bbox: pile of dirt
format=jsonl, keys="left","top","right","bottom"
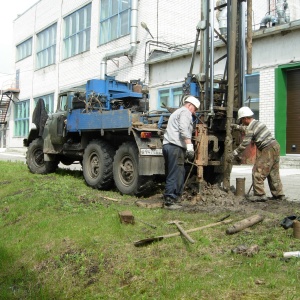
{"left": 181, "top": 176, "right": 300, "bottom": 216}
{"left": 141, "top": 175, "right": 300, "bottom": 218}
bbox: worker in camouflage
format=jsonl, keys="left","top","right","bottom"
{"left": 232, "top": 107, "right": 285, "bottom": 202}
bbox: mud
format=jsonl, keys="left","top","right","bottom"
{"left": 146, "top": 175, "right": 300, "bottom": 218}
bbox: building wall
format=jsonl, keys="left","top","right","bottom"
{"left": 5, "top": 0, "right": 300, "bottom": 149}
{"left": 253, "top": 24, "right": 300, "bottom": 136}
{"left": 8, "top": 0, "right": 201, "bottom": 148}
{"left": 12, "top": 0, "right": 202, "bottom": 87}
{"left": 259, "top": 68, "right": 275, "bottom": 135}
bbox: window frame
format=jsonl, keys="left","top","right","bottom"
{"left": 36, "top": 23, "right": 57, "bottom": 69}
{"left": 14, "top": 100, "right": 30, "bottom": 137}
{"left": 244, "top": 73, "right": 260, "bottom": 119}
{"left": 34, "top": 93, "right": 55, "bottom": 114}
{"left": 99, "top": 0, "right": 131, "bottom": 45}
{"left": 63, "top": 3, "right": 91, "bottom": 59}
{"left": 16, "top": 38, "right": 33, "bottom": 61}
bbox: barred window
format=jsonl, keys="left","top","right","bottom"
{"left": 36, "top": 24, "right": 57, "bottom": 69}
{"left": 14, "top": 100, "right": 30, "bottom": 137}
{"left": 16, "top": 38, "right": 32, "bottom": 61}
{"left": 63, "top": 4, "right": 91, "bottom": 59}
{"left": 100, "top": 0, "right": 130, "bottom": 45}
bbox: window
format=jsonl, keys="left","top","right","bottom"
{"left": 36, "top": 24, "right": 57, "bottom": 69}
{"left": 158, "top": 87, "right": 183, "bottom": 109}
{"left": 16, "top": 38, "right": 32, "bottom": 61}
{"left": 100, "top": 0, "right": 130, "bottom": 44}
{"left": 63, "top": 4, "right": 91, "bottom": 59}
{"left": 59, "top": 94, "right": 68, "bottom": 111}
{"left": 244, "top": 73, "right": 260, "bottom": 119}
{"left": 34, "top": 93, "right": 55, "bottom": 114}
{"left": 14, "top": 100, "right": 30, "bottom": 137}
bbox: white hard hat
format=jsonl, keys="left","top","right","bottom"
{"left": 184, "top": 96, "right": 200, "bottom": 109}
{"left": 237, "top": 106, "right": 254, "bottom": 120}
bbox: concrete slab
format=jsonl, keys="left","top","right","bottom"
{"left": 230, "top": 165, "right": 300, "bottom": 202}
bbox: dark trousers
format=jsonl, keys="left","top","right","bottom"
{"left": 163, "top": 143, "right": 185, "bottom": 200}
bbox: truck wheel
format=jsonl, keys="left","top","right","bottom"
{"left": 26, "top": 138, "right": 58, "bottom": 174}
{"left": 82, "top": 140, "right": 114, "bottom": 189}
{"left": 113, "top": 142, "right": 153, "bottom": 196}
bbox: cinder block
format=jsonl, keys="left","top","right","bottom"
{"left": 119, "top": 210, "right": 135, "bottom": 224}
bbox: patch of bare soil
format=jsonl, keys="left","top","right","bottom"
{"left": 144, "top": 176, "right": 300, "bottom": 218}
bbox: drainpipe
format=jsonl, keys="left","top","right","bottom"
{"left": 259, "top": 15, "right": 277, "bottom": 29}
{"left": 100, "top": 0, "right": 138, "bottom": 80}
{"left": 285, "top": 4, "right": 290, "bottom": 23}
{"left": 276, "top": 0, "right": 288, "bottom": 25}
{"left": 216, "top": 0, "right": 227, "bottom": 37}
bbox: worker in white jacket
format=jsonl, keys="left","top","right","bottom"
{"left": 162, "top": 95, "right": 200, "bottom": 209}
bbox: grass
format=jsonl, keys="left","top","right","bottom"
{"left": 0, "top": 160, "right": 300, "bottom": 299}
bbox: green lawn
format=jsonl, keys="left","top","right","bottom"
{"left": 0, "top": 161, "right": 299, "bottom": 299}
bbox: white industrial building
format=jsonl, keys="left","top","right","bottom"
{"left": 0, "top": 0, "right": 300, "bottom": 156}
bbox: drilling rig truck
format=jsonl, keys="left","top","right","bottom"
{"left": 24, "top": 0, "right": 249, "bottom": 196}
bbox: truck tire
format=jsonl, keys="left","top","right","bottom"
{"left": 113, "top": 142, "right": 153, "bottom": 196}
{"left": 26, "top": 138, "right": 58, "bottom": 174}
{"left": 82, "top": 140, "right": 114, "bottom": 189}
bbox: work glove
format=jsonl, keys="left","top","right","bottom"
{"left": 230, "top": 124, "right": 246, "bottom": 132}
{"left": 186, "top": 144, "right": 195, "bottom": 161}
{"left": 230, "top": 124, "right": 240, "bottom": 130}
{"left": 228, "top": 150, "right": 240, "bottom": 163}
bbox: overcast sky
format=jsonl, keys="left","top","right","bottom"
{"left": 0, "top": 0, "right": 39, "bottom": 75}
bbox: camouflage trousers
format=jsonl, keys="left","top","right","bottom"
{"left": 252, "top": 141, "right": 284, "bottom": 197}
